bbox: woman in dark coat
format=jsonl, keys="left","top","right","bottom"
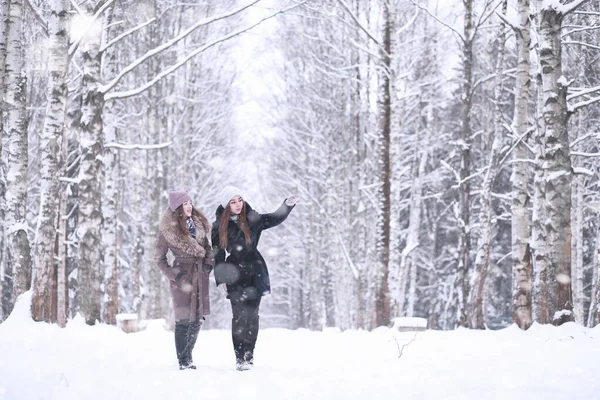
{"left": 212, "top": 186, "right": 298, "bottom": 371}
{"left": 155, "top": 189, "right": 214, "bottom": 370}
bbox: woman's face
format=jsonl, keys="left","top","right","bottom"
{"left": 228, "top": 196, "right": 244, "bottom": 215}
{"left": 182, "top": 200, "right": 193, "bottom": 217}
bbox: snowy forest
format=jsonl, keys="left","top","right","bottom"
{"left": 0, "top": 0, "right": 599, "bottom": 333}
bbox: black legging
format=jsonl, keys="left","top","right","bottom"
{"left": 230, "top": 289, "right": 261, "bottom": 363}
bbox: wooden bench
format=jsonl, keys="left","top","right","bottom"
{"left": 116, "top": 313, "right": 139, "bottom": 333}
{"left": 392, "top": 317, "right": 427, "bottom": 332}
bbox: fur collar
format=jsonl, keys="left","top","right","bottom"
{"left": 159, "top": 208, "right": 210, "bottom": 258}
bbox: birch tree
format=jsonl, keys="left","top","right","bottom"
{"left": 510, "top": 0, "right": 533, "bottom": 330}
{"left": 75, "top": 0, "right": 105, "bottom": 325}
{"left": 454, "top": 0, "right": 475, "bottom": 328}
{"left": 375, "top": 0, "right": 392, "bottom": 328}
{"left": 467, "top": 0, "right": 509, "bottom": 329}
{"left": 531, "top": 0, "right": 589, "bottom": 326}
{"left": 0, "top": 0, "right": 8, "bottom": 321}
{"left": 3, "top": 0, "right": 31, "bottom": 311}
{"left": 31, "top": 0, "right": 70, "bottom": 323}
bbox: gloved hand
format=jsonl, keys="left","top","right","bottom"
{"left": 285, "top": 195, "right": 299, "bottom": 207}
{"left": 175, "top": 270, "right": 186, "bottom": 282}
{"left": 217, "top": 283, "right": 228, "bottom": 295}
{"left": 202, "top": 264, "right": 213, "bottom": 273}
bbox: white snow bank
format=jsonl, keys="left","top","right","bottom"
{"left": 0, "top": 298, "right": 599, "bottom": 400}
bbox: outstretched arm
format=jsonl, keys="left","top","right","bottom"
{"left": 260, "top": 196, "right": 298, "bottom": 230}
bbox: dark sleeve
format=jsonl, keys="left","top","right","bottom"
{"left": 202, "top": 237, "right": 214, "bottom": 270}
{"left": 155, "top": 233, "right": 181, "bottom": 281}
{"left": 211, "top": 222, "right": 226, "bottom": 285}
{"left": 260, "top": 201, "right": 295, "bottom": 230}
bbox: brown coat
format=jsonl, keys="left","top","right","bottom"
{"left": 155, "top": 208, "right": 214, "bottom": 321}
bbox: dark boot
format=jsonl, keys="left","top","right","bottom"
{"left": 175, "top": 321, "right": 192, "bottom": 369}
{"left": 186, "top": 320, "right": 202, "bottom": 367}
{"left": 244, "top": 315, "right": 259, "bottom": 366}
{"left": 232, "top": 317, "right": 245, "bottom": 365}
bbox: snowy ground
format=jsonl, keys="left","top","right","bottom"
{"left": 1, "top": 294, "right": 599, "bottom": 400}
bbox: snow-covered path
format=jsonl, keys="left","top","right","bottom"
{"left": 1, "top": 296, "right": 599, "bottom": 400}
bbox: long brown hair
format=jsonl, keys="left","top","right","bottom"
{"left": 176, "top": 205, "right": 209, "bottom": 237}
{"left": 218, "top": 202, "right": 251, "bottom": 248}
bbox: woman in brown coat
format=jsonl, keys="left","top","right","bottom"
{"left": 155, "top": 189, "right": 214, "bottom": 370}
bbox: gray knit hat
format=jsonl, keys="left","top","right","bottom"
{"left": 218, "top": 185, "right": 244, "bottom": 208}
{"left": 168, "top": 189, "right": 192, "bottom": 211}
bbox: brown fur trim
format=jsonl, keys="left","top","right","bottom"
{"left": 158, "top": 208, "right": 209, "bottom": 258}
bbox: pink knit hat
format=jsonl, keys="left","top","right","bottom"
{"left": 168, "top": 189, "right": 192, "bottom": 211}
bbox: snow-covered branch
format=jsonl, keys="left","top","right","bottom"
{"left": 562, "top": 24, "right": 600, "bottom": 37}
{"left": 495, "top": 11, "right": 518, "bottom": 31}
{"left": 68, "top": 0, "right": 116, "bottom": 57}
{"left": 473, "top": 68, "right": 516, "bottom": 93}
{"left": 411, "top": 0, "right": 464, "bottom": 42}
{"left": 25, "top": 0, "right": 48, "bottom": 36}
{"left": 568, "top": 85, "right": 600, "bottom": 101}
{"left": 104, "top": 141, "right": 172, "bottom": 150}
{"left": 100, "top": 0, "right": 262, "bottom": 94}
{"left": 334, "top": 0, "right": 380, "bottom": 46}
{"left": 573, "top": 167, "right": 594, "bottom": 176}
{"left": 563, "top": 40, "right": 600, "bottom": 51}
{"left": 570, "top": 132, "right": 596, "bottom": 148}
{"left": 569, "top": 95, "right": 600, "bottom": 112}
{"left": 106, "top": 1, "right": 305, "bottom": 100}
{"left": 396, "top": 6, "right": 420, "bottom": 36}
{"left": 475, "top": 0, "right": 503, "bottom": 32}
{"left": 99, "top": 17, "right": 156, "bottom": 53}
{"left": 571, "top": 151, "right": 600, "bottom": 158}
{"left": 557, "top": 0, "right": 591, "bottom": 17}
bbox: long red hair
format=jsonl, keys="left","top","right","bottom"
{"left": 218, "top": 203, "right": 251, "bottom": 248}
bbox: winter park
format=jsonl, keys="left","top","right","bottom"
{"left": 1, "top": 0, "right": 600, "bottom": 399}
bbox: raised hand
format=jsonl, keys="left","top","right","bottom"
{"left": 285, "top": 195, "right": 299, "bottom": 207}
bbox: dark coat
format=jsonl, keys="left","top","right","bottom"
{"left": 211, "top": 201, "right": 295, "bottom": 299}
{"left": 155, "top": 208, "right": 214, "bottom": 321}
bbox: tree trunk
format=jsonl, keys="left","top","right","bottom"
{"left": 101, "top": 6, "right": 120, "bottom": 326}
{"left": 531, "top": 4, "right": 549, "bottom": 324}
{"left": 511, "top": 0, "right": 533, "bottom": 330}
{"left": 75, "top": 1, "right": 105, "bottom": 325}
{"left": 589, "top": 223, "right": 600, "bottom": 328}
{"left": 101, "top": 104, "right": 119, "bottom": 325}
{"left": 404, "top": 149, "right": 428, "bottom": 318}
{"left": 0, "top": 0, "right": 9, "bottom": 321}
{"left": 571, "top": 174, "right": 584, "bottom": 324}
{"left": 467, "top": 0, "right": 508, "bottom": 329}
{"left": 456, "top": 0, "right": 474, "bottom": 328}
{"left": 375, "top": 0, "right": 392, "bottom": 328}
{"left": 31, "top": 0, "right": 69, "bottom": 323}
{"left": 4, "top": 0, "right": 31, "bottom": 310}
{"left": 56, "top": 176, "right": 68, "bottom": 327}
{"left": 538, "top": 6, "right": 574, "bottom": 326}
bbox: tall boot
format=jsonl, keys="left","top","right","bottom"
{"left": 244, "top": 315, "right": 259, "bottom": 366}
{"left": 186, "top": 320, "right": 202, "bottom": 367}
{"left": 232, "top": 317, "right": 244, "bottom": 363}
{"left": 174, "top": 320, "right": 192, "bottom": 370}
